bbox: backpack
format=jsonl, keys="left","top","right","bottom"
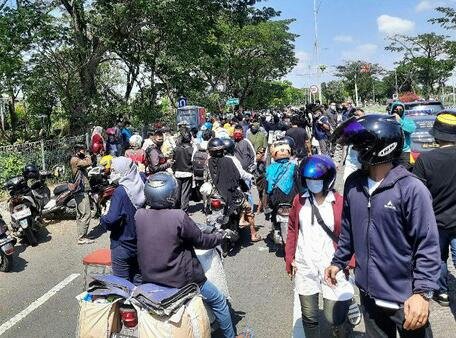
{"left": 192, "top": 150, "right": 209, "bottom": 178}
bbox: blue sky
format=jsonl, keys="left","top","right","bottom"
{"left": 262, "top": 0, "right": 456, "bottom": 87}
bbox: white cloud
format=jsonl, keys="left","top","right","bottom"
{"left": 416, "top": 0, "right": 434, "bottom": 12}
{"left": 341, "top": 43, "right": 378, "bottom": 60}
{"left": 333, "top": 35, "right": 354, "bottom": 43}
{"left": 291, "top": 51, "right": 311, "bottom": 76}
{"left": 377, "top": 15, "right": 415, "bottom": 35}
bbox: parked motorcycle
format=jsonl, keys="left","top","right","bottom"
{"left": 42, "top": 167, "right": 115, "bottom": 219}
{"left": 4, "top": 168, "right": 52, "bottom": 246}
{"left": 0, "top": 215, "right": 16, "bottom": 272}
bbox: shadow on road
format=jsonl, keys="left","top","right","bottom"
{"left": 8, "top": 243, "right": 29, "bottom": 273}
{"left": 263, "top": 234, "right": 285, "bottom": 258}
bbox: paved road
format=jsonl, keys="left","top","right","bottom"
{"left": 0, "top": 187, "right": 455, "bottom": 337}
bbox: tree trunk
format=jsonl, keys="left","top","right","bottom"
{"left": 8, "top": 87, "right": 17, "bottom": 141}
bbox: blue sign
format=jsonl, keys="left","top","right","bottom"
{"left": 178, "top": 96, "right": 187, "bottom": 108}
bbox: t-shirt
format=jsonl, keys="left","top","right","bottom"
{"left": 367, "top": 178, "right": 383, "bottom": 195}
{"left": 413, "top": 146, "right": 456, "bottom": 232}
{"left": 285, "top": 127, "right": 309, "bottom": 159}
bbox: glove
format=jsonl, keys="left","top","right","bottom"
{"left": 222, "top": 229, "right": 239, "bottom": 242}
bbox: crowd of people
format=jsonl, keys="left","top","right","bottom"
{"left": 66, "top": 102, "right": 456, "bottom": 337}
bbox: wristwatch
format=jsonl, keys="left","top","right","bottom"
{"left": 417, "top": 291, "right": 434, "bottom": 301}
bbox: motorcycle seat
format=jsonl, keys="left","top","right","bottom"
{"left": 53, "top": 184, "right": 69, "bottom": 196}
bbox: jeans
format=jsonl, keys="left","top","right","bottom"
{"left": 111, "top": 245, "right": 142, "bottom": 285}
{"left": 176, "top": 176, "right": 192, "bottom": 212}
{"left": 437, "top": 228, "right": 456, "bottom": 293}
{"left": 75, "top": 193, "right": 91, "bottom": 239}
{"left": 200, "top": 280, "right": 235, "bottom": 338}
{"left": 318, "top": 139, "right": 329, "bottom": 155}
{"left": 361, "top": 292, "right": 433, "bottom": 338}
{"left": 298, "top": 293, "right": 351, "bottom": 338}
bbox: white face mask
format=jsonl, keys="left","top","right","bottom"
{"left": 306, "top": 179, "right": 324, "bottom": 194}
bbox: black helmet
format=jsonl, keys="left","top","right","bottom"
{"left": 331, "top": 114, "right": 404, "bottom": 166}
{"left": 282, "top": 136, "right": 296, "bottom": 150}
{"left": 207, "top": 138, "right": 225, "bottom": 158}
{"left": 222, "top": 138, "right": 235, "bottom": 155}
{"left": 144, "top": 172, "right": 178, "bottom": 209}
{"left": 430, "top": 110, "right": 456, "bottom": 142}
{"left": 23, "top": 164, "right": 40, "bottom": 180}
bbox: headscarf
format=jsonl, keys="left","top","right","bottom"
{"left": 111, "top": 157, "right": 145, "bottom": 209}
{"left": 91, "top": 126, "right": 103, "bottom": 138}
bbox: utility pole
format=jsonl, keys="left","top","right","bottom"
{"left": 395, "top": 69, "right": 399, "bottom": 98}
{"left": 453, "top": 77, "right": 455, "bottom": 106}
{"left": 313, "top": 0, "right": 322, "bottom": 103}
{"left": 354, "top": 73, "right": 359, "bottom": 107}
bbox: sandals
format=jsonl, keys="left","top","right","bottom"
{"left": 251, "top": 233, "right": 262, "bottom": 242}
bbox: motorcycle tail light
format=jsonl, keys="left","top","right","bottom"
{"left": 2, "top": 243, "right": 14, "bottom": 255}
{"left": 277, "top": 206, "right": 290, "bottom": 216}
{"left": 210, "top": 199, "right": 223, "bottom": 210}
{"left": 119, "top": 306, "right": 138, "bottom": 328}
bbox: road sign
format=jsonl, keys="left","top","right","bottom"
{"left": 226, "top": 98, "right": 240, "bottom": 106}
{"left": 310, "top": 85, "right": 319, "bottom": 94}
{"left": 177, "top": 96, "right": 187, "bottom": 108}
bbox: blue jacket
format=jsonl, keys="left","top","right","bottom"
{"left": 101, "top": 186, "right": 138, "bottom": 253}
{"left": 332, "top": 165, "right": 440, "bottom": 304}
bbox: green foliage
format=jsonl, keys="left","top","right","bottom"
{"left": 0, "top": 153, "right": 25, "bottom": 187}
{"left": 321, "top": 81, "right": 347, "bottom": 103}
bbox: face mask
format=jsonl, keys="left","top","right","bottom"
{"left": 251, "top": 127, "right": 259, "bottom": 134}
{"left": 306, "top": 179, "right": 324, "bottom": 194}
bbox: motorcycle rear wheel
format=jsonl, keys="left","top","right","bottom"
{"left": 24, "top": 228, "right": 38, "bottom": 247}
{"left": 0, "top": 251, "right": 13, "bottom": 272}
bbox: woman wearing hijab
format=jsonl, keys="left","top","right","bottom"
{"left": 101, "top": 157, "right": 145, "bottom": 284}
{"left": 90, "top": 126, "right": 105, "bottom": 155}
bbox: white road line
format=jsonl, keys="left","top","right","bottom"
{"left": 0, "top": 273, "right": 80, "bottom": 336}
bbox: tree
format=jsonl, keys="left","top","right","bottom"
{"left": 321, "top": 80, "right": 346, "bottom": 103}
{"left": 386, "top": 33, "right": 455, "bottom": 98}
{"left": 335, "top": 60, "right": 383, "bottom": 104}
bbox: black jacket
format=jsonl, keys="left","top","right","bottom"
{"left": 135, "top": 209, "right": 223, "bottom": 288}
{"left": 173, "top": 143, "right": 193, "bottom": 173}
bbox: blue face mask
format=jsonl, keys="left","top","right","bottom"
{"left": 306, "top": 179, "right": 324, "bottom": 194}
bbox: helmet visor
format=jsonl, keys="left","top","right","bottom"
{"left": 331, "top": 116, "right": 376, "bottom": 148}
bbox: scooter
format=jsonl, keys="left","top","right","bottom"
{"left": 4, "top": 174, "right": 49, "bottom": 246}
{"left": 206, "top": 192, "right": 240, "bottom": 257}
{"left": 271, "top": 202, "right": 292, "bottom": 246}
{"left": 0, "top": 215, "right": 17, "bottom": 272}
{"left": 42, "top": 167, "right": 115, "bottom": 219}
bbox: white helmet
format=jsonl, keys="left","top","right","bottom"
{"left": 129, "top": 134, "right": 143, "bottom": 149}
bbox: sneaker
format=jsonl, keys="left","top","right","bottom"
{"left": 347, "top": 301, "right": 362, "bottom": 326}
{"left": 433, "top": 293, "right": 450, "bottom": 307}
{"left": 78, "top": 238, "right": 95, "bottom": 245}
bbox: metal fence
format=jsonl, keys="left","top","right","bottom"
{"left": 0, "top": 134, "right": 87, "bottom": 178}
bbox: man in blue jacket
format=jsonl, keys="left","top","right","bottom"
{"left": 325, "top": 115, "right": 440, "bottom": 337}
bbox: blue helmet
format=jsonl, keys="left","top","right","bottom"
{"left": 300, "top": 155, "right": 336, "bottom": 193}
{"left": 144, "top": 172, "right": 178, "bottom": 209}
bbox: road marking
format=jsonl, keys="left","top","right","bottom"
{"left": 0, "top": 273, "right": 80, "bottom": 336}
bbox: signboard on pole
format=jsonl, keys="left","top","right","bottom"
{"left": 177, "top": 96, "right": 187, "bottom": 108}
{"left": 226, "top": 98, "right": 240, "bottom": 106}
{"left": 310, "top": 85, "right": 319, "bottom": 95}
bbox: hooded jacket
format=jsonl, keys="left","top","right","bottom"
{"left": 331, "top": 165, "right": 440, "bottom": 304}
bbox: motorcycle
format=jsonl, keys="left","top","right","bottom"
{"left": 42, "top": 167, "right": 115, "bottom": 219}
{"left": 206, "top": 192, "right": 241, "bottom": 257}
{"left": 4, "top": 171, "right": 52, "bottom": 246}
{"left": 0, "top": 215, "right": 17, "bottom": 272}
{"left": 270, "top": 202, "right": 292, "bottom": 246}
{"left": 110, "top": 223, "right": 233, "bottom": 338}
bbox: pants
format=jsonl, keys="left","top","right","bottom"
{"left": 75, "top": 193, "right": 91, "bottom": 239}
{"left": 299, "top": 293, "right": 351, "bottom": 338}
{"left": 318, "top": 139, "right": 329, "bottom": 155}
{"left": 437, "top": 228, "right": 456, "bottom": 293}
{"left": 200, "top": 280, "right": 235, "bottom": 338}
{"left": 111, "top": 245, "right": 142, "bottom": 285}
{"left": 176, "top": 176, "right": 192, "bottom": 212}
{"left": 361, "top": 292, "right": 432, "bottom": 338}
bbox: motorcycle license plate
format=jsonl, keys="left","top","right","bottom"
{"left": 19, "top": 219, "right": 29, "bottom": 229}
{"left": 276, "top": 215, "right": 289, "bottom": 223}
{"left": 1, "top": 242, "right": 14, "bottom": 255}
{"left": 12, "top": 208, "right": 32, "bottom": 220}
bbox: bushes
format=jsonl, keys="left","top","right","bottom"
{"left": 0, "top": 153, "right": 26, "bottom": 188}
